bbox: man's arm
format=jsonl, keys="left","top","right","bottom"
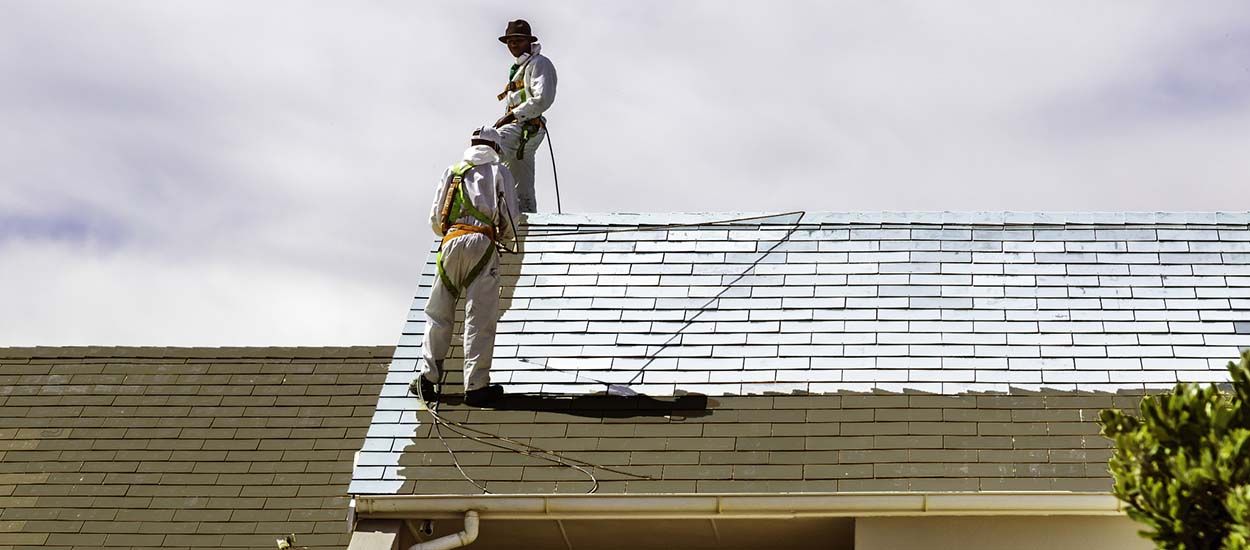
{"left": 428, "top": 168, "right": 452, "bottom": 237}
{"left": 510, "top": 56, "right": 557, "bottom": 122}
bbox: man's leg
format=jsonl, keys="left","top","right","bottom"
{"left": 420, "top": 275, "right": 457, "bottom": 385}
{"left": 498, "top": 122, "right": 540, "bottom": 212}
{"left": 519, "top": 128, "right": 545, "bottom": 211}
{"left": 462, "top": 253, "right": 501, "bottom": 392}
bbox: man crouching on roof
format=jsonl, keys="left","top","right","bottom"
{"left": 411, "top": 126, "right": 520, "bottom": 407}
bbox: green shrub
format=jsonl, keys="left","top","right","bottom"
{"left": 1100, "top": 350, "right": 1250, "bottom": 550}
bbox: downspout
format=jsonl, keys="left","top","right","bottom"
{"left": 409, "top": 510, "right": 479, "bottom": 550}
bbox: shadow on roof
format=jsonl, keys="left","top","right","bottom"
{"left": 437, "top": 392, "right": 712, "bottom": 419}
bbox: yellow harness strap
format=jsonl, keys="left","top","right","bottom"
{"left": 496, "top": 80, "right": 525, "bottom": 101}
{"left": 437, "top": 223, "right": 498, "bottom": 298}
{"left": 442, "top": 223, "right": 495, "bottom": 246}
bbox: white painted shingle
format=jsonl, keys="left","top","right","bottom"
{"left": 386, "top": 212, "right": 1250, "bottom": 425}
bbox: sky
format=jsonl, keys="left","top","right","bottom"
{"left": 2, "top": 1, "right": 1249, "bottom": 346}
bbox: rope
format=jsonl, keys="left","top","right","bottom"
{"left": 516, "top": 214, "right": 1242, "bottom": 241}
{"left": 545, "top": 123, "right": 562, "bottom": 214}
{"left": 518, "top": 210, "right": 807, "bottom": 238}
{"left": 414, "top": 371, "right": 657, "bottom": 495}
{"left": 419, "top": 371, "right": 490, "bottom": 494}
{"left": 623, "top": 211, "right": 807, "bottom": 385}
{"left": 412, "top": 209, "right": 808, "bottom": 493}
{"left": 495, "top": 189, "right": 521, "bottom": 255}
{"left": 502, "top": 211, "right": 809, "bottom": 390}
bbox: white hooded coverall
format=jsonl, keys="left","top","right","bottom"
{"left": 422, "top": 144, "right": 520, "bottom": 391}
{"left": 498, "top": 43, "right": 557, "bottom": 213}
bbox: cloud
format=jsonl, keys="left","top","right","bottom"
{"left": 1037, "top": 27, "right": 1250, "bottom": 138}
{"left": 1, "top": 0, "right": 1248, "bottom": 344}
{"left": 0, "top": 238, "right": 404, "bottom": 345}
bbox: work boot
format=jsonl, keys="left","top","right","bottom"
{"left": 409, "top": 375, "right": 440, "bottom": 403}
{"left": 464, "top": 384, "right": 505, "bottom": 407}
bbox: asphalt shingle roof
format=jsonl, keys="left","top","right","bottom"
{"left": 0, "top": 346, "right": 391, "bottom": 550}
{"left": 397, "top": 211, "right": 1250, "bottom": 395}
{"left": 357, "top": 212, "right": 1250, "bottom": 496}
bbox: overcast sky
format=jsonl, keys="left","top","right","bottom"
{"left": 2, "top": 1, "right": 1249, "bottom": 346}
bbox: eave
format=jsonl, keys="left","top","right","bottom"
{"left": 353, "top": 491, "right": 1126, "bottom": 520}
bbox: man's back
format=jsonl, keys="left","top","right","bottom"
{"left": 429, "top": 143, "right": 519, "bottom": 242}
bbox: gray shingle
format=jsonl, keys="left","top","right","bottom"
{"left": 1, "top": 347, "right": 394, "bottom": 545}
{"left": 755, "top": 263, "right": 820, "bottom": 275}
{"left": 1158, "top": 229, "right": 1220, "bottom": 241}
{"left": 1094, "top": 229, "right": 1157, "bottom": 241}
{"left": 880, "top": 239, "right": 941, "bottom": 252}
{"left": 818, "top": 240, "right": 879, "bottom": 252}
{"left": 1128, "top": 241, "right": 1191, "bottom": 253}
{"left": 942, "top": 263, "right": 1005, "bottom": 275}
{"left": 1220, "top": 230, "right": 1250, "bottom": 241}
{"left": 973, "top": 229, "right": 1032, "bottom": 241}
{"left": 570, "top": 263, "right": 630, "bottom": 275}
{"left": 848, "top": 251, "right": 910, "bottom": 263}
{"left": 911, "top": 228, "right": 971, "bottom": 240}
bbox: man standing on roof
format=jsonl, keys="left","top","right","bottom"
{"left": 494, "top": 19, "right": 556, "bottom": 213}
{"left": 412, "top": 126, "right": 519, "bottom": 407}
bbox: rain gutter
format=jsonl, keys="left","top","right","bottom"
{"left": 353, "top": 492, "right": 1125, "bottom": 521}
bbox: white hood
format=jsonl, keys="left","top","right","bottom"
{"left": 464, "top": 144, "right": 499, "bottom": 165}
{"left": 515, "top": 43, "right": 541, "bottom": 65}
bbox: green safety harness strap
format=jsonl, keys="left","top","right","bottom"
{"left": 515, "top": 117, "right": 543, "bottom": 161}
{"left": 436, "top": 243, "right": 495, "bottom": 299}
{"left": 444, "top": 162, "right": 495, "bottom": 227}
{"left": 501, "top": 62, "right": 545, "bottom": 161}
{"left": 436, "top": 162, "right": 499, "bottom": 297}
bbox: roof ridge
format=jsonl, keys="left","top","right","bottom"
{"left": 524, "top": 211, "right": 1250, "bottom": 226}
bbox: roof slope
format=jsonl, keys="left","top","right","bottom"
{"left": 0, "top": 346, "right": 390, "bottom": 550}
{"left": 398, "top": 211, "right": 1250, "bottom": 395}
{"left": 357, "top": 212, "right": 1250, "bottom": 496}
{"left": 355, "top": 393, "right": 1130, "bottom": 495}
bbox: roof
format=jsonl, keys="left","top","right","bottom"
{"left": 355, "top": 211, "right": 1250, "bottom": 498}
{"left": 402, "top": 211, "right": 1250, "bottom": 394}
{"left": 0, "top": 346, "right": 391, "bottom": 550}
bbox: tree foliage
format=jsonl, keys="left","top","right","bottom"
{"left": 1100, "top": 350, "right": 1250, "bottom": 550}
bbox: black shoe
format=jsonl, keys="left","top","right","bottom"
{"left": 464, "top": 384, "right": 505, "bottom": 407}
{"left": 409, "top": 376, "right": 440, "bottom": 403}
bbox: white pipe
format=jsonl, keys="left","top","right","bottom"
{"left": 409, "top": 511, "right": 478, "bottom": 550}
{"left": 361, "top": 492, "right": 1123, "bottom": 521}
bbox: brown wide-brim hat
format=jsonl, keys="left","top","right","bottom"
{"left": 498, "top": 19, "right": 537, "bottom": 43}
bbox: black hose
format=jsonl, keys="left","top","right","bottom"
{"left": 545, "top": 123, "right": 562, "bottom": 214}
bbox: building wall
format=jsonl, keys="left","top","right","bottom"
{"left": 855, "top": 516, "right": 1150, "bottom": 550}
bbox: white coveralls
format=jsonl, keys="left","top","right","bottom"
{"left": 498, "top": 43, "right": 557, "bottom": 213}
{"left": 421, "top": 144, "right": 519, "bottom": 391}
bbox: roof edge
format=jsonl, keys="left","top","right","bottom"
{"left": 353, "top": 492, "right": 1124, "bottom": 520}
{"left": 0, "top": 345, "right": 396, "bottom": 360}
{"left": 523, "top": 211, "right": 1250, "bottom": 226}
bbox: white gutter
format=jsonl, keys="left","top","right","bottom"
{"left": 356, "top": 492, "right": 1124, "bottom": 521}
{"left": 409, "top": 511, "right": 478, "bottom": 550}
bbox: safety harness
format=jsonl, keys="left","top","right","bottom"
{"left": 496, "top": 59, "right": 529, "bottom": 101}
{"left": 436, "top": 161, "right": 499, "bottom": 297}
{"left": 515, "top": 118, "right": 544, "bottom": 161}
{"left": 498, "top": 58, "right": 546, "bottom": 161}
